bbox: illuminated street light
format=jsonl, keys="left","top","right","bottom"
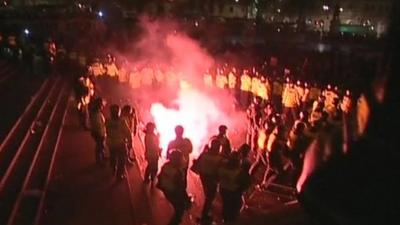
{"left": 24, "top": 29, "right": 30, "bottom": 35}
{"left": 323, "top": 5, "right": 329, "bottom": 11}
{"left": 277, "top": 8, "right": 281, "bottom": 13}
{"left": 339, "top": 7, "right": 343, "bottom": 12}
{"left": 235, "top": 0, "right": 239, "bottom": 2}
{"left": 98, "top": 11, "right": 104, "bottom": 18}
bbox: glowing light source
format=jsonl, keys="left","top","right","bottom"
{"left": 24, "top": 29, "right": 30, "bottom": 35}
{"left": 98, "top": 11, "right": 103, "bottom": 17}
{"left": 323, "top": 5, "right": 329, "bottom": 11}
{"left": 151, "top": 86, "right": 223, "bottom": 157}
{"left": 277, "top": 8, "right": 281, "bottom": 13}
{"left": 339, "top": 7, "right": 343, "bottom": 12}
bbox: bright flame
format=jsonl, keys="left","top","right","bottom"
{"left": 150, "top": 85, "right": 223, "bottom": 157}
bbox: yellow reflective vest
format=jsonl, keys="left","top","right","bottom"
{"left": 216, "top": 74, "right": 228, "bottom": 89}
{"left": 257, "top": 82, "right": 268, "bottom": 100}
{"left": 155, "top": 70, "right": 164, "bottom": 83}
{"left": 89, "top": 63, "right": 105, "bottom": 76}
{"left": 129, "top": 71, "right": 141, "bottom": 89}
{"left": 105, "top": 63, "right": 119, "bottom": 77}
{"left": 228, "top": 72, "right": 237, "bottom": 89}
{"left": 142, "top": 68, "right": 154, "bottom": 86}
{"left": 282, "top": 86, "right": 300, "bottom": 108}
{"left": 240, "top": 74, "right": 251, "bottom": 92}
{"left": 251, "top": 77, "right": 259, "bottom": 95}
{"left": 204, "top": 73, "right": 213, "bottom": 87}
{"left": 118, "top": 67, "right": 129, "bottom": 83}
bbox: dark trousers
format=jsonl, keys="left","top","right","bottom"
{"left": 220, "top": 188, "right": 243, "bottom": 222}
{"left": 109, "top": 146, "right": 126, "bottom": 177}
{"left": 200, "top": 176, "right": 218, "bottom": 218}
{"left": 164, "top": 190, "right": 186, "bottom": 225}
{"left": 91, "top": 132, "right": 105, "bottom": 163}
{"left": 144, "top": 159, "right": 158, "bottom": 181}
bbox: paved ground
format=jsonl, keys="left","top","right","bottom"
{"left": 41, "top": 81, "right": 311, "bottom": 225}
{"left": 0, "top": 60, "right": 44, "bottom": 143}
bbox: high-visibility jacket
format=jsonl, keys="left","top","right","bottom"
{"left": 219, "top": 166, "right": 241, "bottom": 191}
{"left": 158, "top": 162, "right": 183, "bottom": 192}
{"left": 105, "top": 63, "right": 119, "bottom": 77}
{"left": 141, "top": 68, "right": 154, "bottom": 86}
{"left": 240, "top": 74, "right": 251, "bottom": 92}
{"left": 89, "top": 63, "right": 105, "bottom": 76}
{"left": 216, "top": 74, "right": 228, "bottom": 89}
{"left": 90, "top": 111, "right": 106, "bottom": 137}
{"left": 228, "top": 72, "right": 237, "bottom": 89}
{"left": 204, "top": 73, "right": 213, "bottom": 87}
{"left": 341, "top": 96, "right": 352, "bottom": 113}
{"left": 324, "top": 90, "right": 338, "bottom": 108}
{"left": 309, "top": 87, "right": 321, "bottom": 100}
{"left": 118, "top": 67, "right": 129, "bottom": 83}
{"left": 166, "top": 71, "right": 177, "bottom": 86}
{"left": 105, "top": 118, "right": 132, "bottom": 149}
{"left": 257, "top": 82, "right": 268, "bottom": 100}
{"left": 129, "top": 71, "right": 141, "bottom": 89}
{"left": 272, "top": 81, "right": 283, "bottom": 96}
{"left": 251, "top": 77, "right": 260, "bottom": 95}
{"left": 198, "top": 152, "right": 223, "bottom": 177}
{"left": 154, "top": 70, "right": 164, "bottom": 83}
{"left": 282, "top": 87, "right": 300, "bottom": 108}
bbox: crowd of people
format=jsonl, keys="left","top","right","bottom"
{"left": 73, "top": 53, "right": 356, "bottom": 225}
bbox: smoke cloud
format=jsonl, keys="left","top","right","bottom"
{"left": 116, "top": 16, "right": 246, "bottom": 156}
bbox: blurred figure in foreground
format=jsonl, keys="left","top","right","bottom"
{"left": 296, "top": 6, "right": 400, "bottom": 224}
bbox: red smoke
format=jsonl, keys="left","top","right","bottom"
{"left": 123, "top": 17, "right": 246, "bottom": 156}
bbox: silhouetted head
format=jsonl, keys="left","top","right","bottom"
{"left": 110, "top": 104, "right": 120, "bottom": 120}
{"left": 218, "top": 125, "right": 228, "bottom": 135}
{"left": 175, "top": 125, "right": 184, "bottom": 138}
{"left": 145, "top": 122, "right": 156, "bottom": 134}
